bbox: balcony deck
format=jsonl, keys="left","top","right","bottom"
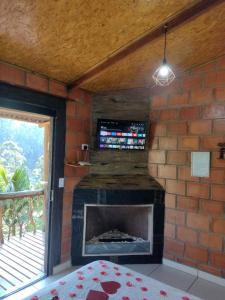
{"left": 0, "top": 230, "right": 45, "bottom": 298}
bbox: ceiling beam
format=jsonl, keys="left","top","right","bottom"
{"left": 68, "top": 0, "right": 223, "bottom": 90}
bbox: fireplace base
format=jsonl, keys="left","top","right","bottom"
{"left": 71, "top": 174, "right": 165, "bottom": 265}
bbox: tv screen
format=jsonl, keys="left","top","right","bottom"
{"left": 97, "top": 119, "right": 147, "bottom": 150}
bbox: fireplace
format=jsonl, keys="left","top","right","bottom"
{"left": 71, "top": 174, "right": 165, "bottom": 265}
{"left": 83, "top": 204, "right": 153, "bottom": 256}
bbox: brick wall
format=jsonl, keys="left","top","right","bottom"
{"left": 61, "top": 88, "right": 92, "bottom": 263}
{"left": 149, "top": 56, "right": 225, "bottom": 277}
{"left": 0, "top": 61, "right": 92, "bottom": 264}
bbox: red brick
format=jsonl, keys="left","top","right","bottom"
{"left": 189, "top": 120, "right": 212, "bottom": 135}
{"left": 68, "top": 87, "right": 85, "bottom": 101}
{"left": 200, "top": 200, "right": 224, "bottom": 216}
{"left": 150, "top": 123, "right": 167, "bottom": 136}
{"left": 158, "top": 165, "right": 177, "bottom": 179}
{"left": 167, "top": 122, "right": 187, "bottom": 135}
{"left": 177, "top": 226, "right": 198, "bottom": 243}
{"left": 187, "top": 183, "right": 209, "bottom": 199}
{"left": 192, "top": 61, "right": 216, "bottom": 75}
{"left": 215, "top": 87, "right": 225, "bottom": 101}
{"left": 176, "top": 257, "right": 197, "bottom": 268}
{"left": 167, "top": 151, "right": 187, "bottom": 165}
{"left": 61, "top": 224, "right": 72, "bottom": 240}
{"left": 177, "top": 196, "right": 199, "bottom": 211}
{"left": 199, "top": 233, "right": 223, "bottom": 251}
{"left": 66, "top": 101, "right": 77, "bottom": 117}
{"left": 201, "top": 169, "right": 225, "bottom": 184}
{"left": 178, "top": 166, "right": 199, "bottom": 182}
{"left": 182, "top": 74, "right": 202, "bottom": 91}
{"left": 211, "top": 185, "right": 225, "bottom": 201}
{"left": 168, "top": 93, "right": 189, "bottom": 106}
{"left": 151, "top": 95, "right": 167, "bottom": 108}
{"left": 156, "top": 178, "right": 166, "bottom": 188}
{"left": 149, "top": 110, "right": 160, "bottom": 121}
{"left": 150, "top": 137, "right": 158, "bottom": 150}
{"left": 198, "top": 264, "right": 221, "bottom": 277}
{"left": 61, "top": 239, "right": 71, "bottom": 257}
{"left": 217, "top": 56, "right": 225, "bottom": 69}
{"left": 179, "top": 137, "right": 199, "bottom": 150}
{"left": 201, "top": 136, "right": 224, "bottom": 150}
{"left": 49, "top": 80, "right": 67, "bottom": 97}
{"left": 211, "top": 151, "right": 225, "bottom": 168}
{"left": 165, "top": 223, "right": 176, "bottom": 238}
{"left": 26, "top": 73, "right": 48, "bottom": 92}
{"left": 0, "top": 63, "right": 25, "bottom": 85}
{"left": 164, "top": 239, "right": 184, "bottom": 256}
{"left": 202, "top": 103, "right": 225, "bottom": 119}
{"left": 159, "top": 137, "right": 177, "bottom": 150}
{"left": 77, "top": 103, "right": 91, "bottom": 120}
{"left": 190, "top": 88, "right": 213, "bottom": 104}
{"left": 64, "top": 177, "right": 81, "bottom": 193}
{"left": 67, "top": 119, "right": 83, "bottom": 131}
{"left": 165, "top": 193, "right": 176, "bottom": 208}
{"left": 212, "top": 219, "right": 225, "bottom": 234}
{"left": 213, "top": 119, "right": 225, "bottom": 134}
{"left": 205, "top": 70, "right": 225, "bottom": 87}
{"left": 210, "top": 252, "right": 225, "bottom": 269}
{"left": 180, "top": 106, "right": 200, "bottom": 120}
{"left": 148, "top": 150, "right": 166, "bottom": 163}
{"left": 166, "top": 180, "right": 186, "bottom": 195}
{"left": 65, "top": 132, "right": 77, "bottom": 147}
{"left": 185, "top": 244, "right": 208, "bottom": 263}
{"left": 160, "top": 109, "right": 178, "bottom": 121}
{"left": 166, "top": 208, "right": 185, "bottom": 225}
{"left": 148, "top": 163, "right": 158, "bottom": 177}
{"left": 187, "top": 213, "right": 210, "bottom": 231}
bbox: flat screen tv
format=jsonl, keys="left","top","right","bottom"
{"left": 97, "top": 119, "right": 147, "bottom": 150}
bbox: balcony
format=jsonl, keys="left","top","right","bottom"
{"left": 0, "top": 190, "right": 45, "bottom": 298}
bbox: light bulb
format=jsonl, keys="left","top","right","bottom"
{"left": 158, "top": 65, "right": 169, "bottom": 77}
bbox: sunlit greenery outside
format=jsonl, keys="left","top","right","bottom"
{"left": 0, "top": 118, "right": 45, "bottom": 240}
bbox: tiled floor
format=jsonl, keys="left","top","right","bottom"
{"left": 4, "top": 264, "right": 225, "bottom": 300}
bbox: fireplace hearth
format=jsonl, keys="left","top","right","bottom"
{"left": 71, "top": 174, "right": 165, "bottom": 265}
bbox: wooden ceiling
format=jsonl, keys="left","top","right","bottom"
{"left": 1, "top": 0, "right": 225, "bottom": 92}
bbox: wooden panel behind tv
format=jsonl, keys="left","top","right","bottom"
{"left": 90, "top": 88, "right": 150, "bottom": 175}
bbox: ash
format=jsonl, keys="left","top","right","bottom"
{"left": 87, "top": 229, "right": 147, "bottom": 244}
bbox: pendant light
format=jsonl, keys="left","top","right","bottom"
{"left": 152, "top": 24, "right": 175, "bottom": 86}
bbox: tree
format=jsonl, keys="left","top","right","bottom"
{"left": 0, "top": 166, "right": 30, "bottom": 239}
{"left": 0, "top": 141, "right": 27, "bottom": 176}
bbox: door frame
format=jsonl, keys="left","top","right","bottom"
{"left": 0, "top": 82, "right": 66, "bottom": 275}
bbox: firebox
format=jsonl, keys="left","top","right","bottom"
{"left": 71, "top": 174, "right": 165, "bottom": 265}
{"left": 83, "top": 204, "right": 153, "bottom": 256}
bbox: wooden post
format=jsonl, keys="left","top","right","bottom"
{"left": 0, "top": 204, "right": 4, "bottom": 244}
{"left": 39, "top": 122, "right": 50, "bottom": 232}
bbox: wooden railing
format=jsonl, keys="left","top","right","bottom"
{"left": 0, "top": 189, "right": 44, "bottom": 245}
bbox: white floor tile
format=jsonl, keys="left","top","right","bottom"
{"left": 124, "top": 264, "right": 160, "bottom": 276}
{"left": 150, "top": 265, "right": 197, "bottom": 291}
{"left": 188, "top": 278, "right": 225, "bottom": 300}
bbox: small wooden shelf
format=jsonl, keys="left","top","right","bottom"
{"left": 65, "top": 163, "right": 92, "bottom": 167}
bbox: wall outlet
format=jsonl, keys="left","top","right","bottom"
{"left": 58, "top": 178, "right": 64, "bottom": 188}
{"left": 81, "top": 144, "right": 89, "bottom": 150}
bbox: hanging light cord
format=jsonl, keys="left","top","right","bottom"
{"left": 163, "top": 24, "right": 168, "bottom": 63}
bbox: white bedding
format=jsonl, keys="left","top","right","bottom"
{"left": 24, "top": 260, "right": 201, "bottom": 300}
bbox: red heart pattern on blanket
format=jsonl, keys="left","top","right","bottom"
{"left": 101, "top": 281, "right": 121, "bottom": 294}
{"left": 86, "top": 290, "right": 109, "bottom": 300}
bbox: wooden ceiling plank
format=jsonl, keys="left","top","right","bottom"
{"left": 68, "top": 0, "right": 224, "bottom": 89}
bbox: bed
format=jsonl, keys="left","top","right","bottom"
{"left": 24, "top": 260, "right": 201, "bottom": 300}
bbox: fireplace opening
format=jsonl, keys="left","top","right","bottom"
{"left": 82, "top": 204, "right": 153, "bottom": 256}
